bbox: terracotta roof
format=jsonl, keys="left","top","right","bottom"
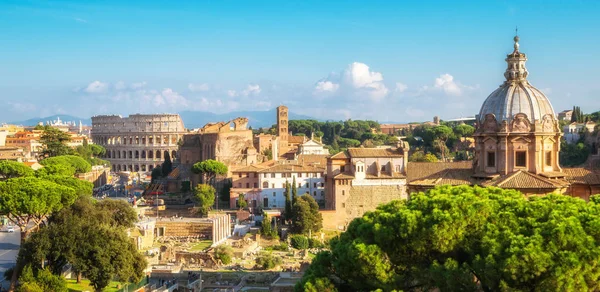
{"left": 347, "top": 148, "right": 404, "bottom": 158}
{"left": 366, "top": 173, "right": 407, "bottom": 179}
{"left": 259, "top": 163, "right": 324, "bottom": 173}
{"left": 330, "top": 151, "right": 349, "bottom": 159}
{"left": 563, "top": 168, "right": 600, "bottom": 185}
{"left": 296, "top": 154, "right": 329, "bottom": 165}
{"left": 167, "top": 167, "right": 180, "bottom": 179}
{"left": 483, "top": 171, "right": 568, "bottom": 189}
{"left": 288, "top": 136, "right": 306, "bottom": 144}
{"left": 231, "top": 164, "right": 268, "bottom": 173}
{"left": 407, "top": 161, "right": 472, "bottom": 183}
{"left": 334, "top": 172, "right": 354, "bottom": 179}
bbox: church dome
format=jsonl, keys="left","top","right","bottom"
{"left": 478, "top": 36, "right": 555, "bottom": 124}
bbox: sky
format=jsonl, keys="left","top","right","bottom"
{"left": 1, "top": 0, "right": 600, "bottom": 123}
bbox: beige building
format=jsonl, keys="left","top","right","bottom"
{"left": 408, "top": 35, "right": 600, "bottom": 199}
{"left": 563, "top": 121, "right": 596, "bottom": 144}
{"left": 323, "top": 147, "right": 408, "bottom": 230}
{"left": 91, "top": 114, "right": 187, "bottom": 172}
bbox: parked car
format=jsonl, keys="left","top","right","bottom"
{"left": 6, "top": 226, "right": 14, "bottom": 233}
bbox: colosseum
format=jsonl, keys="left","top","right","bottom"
{"left": 91, "top": 114, "right": 187, "bottom": 173}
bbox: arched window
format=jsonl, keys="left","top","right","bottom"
{"left": 135, "top": 150, "right": 139, "bottom": 159}
{"left": 141, "top": 151, "right": 146, "bottom": 159}
{"left": 148, "top": 151, "right": 153, "bottom": 159}
{"left": 156, "top": 150, "right": 161, "bottom": 159}
{"left": 262, "top": 182, "right": 268, "bottom": 188}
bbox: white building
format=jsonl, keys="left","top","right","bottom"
{"left": 563, "top": 122, "right": 596, "bottom": 144}
{"left": 297, "top": 138, "right": 330, "bottom": 155}
{"left": 230, "top": 155, "right": 328, "bottom": 210}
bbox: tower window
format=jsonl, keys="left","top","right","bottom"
{"left": 545, "top": 151, "right": 552, "bottom": 166}
{"left": 487, "top": 152, "right": 496, "bottom": 167}
{"left": 515, "top": 151, "right": 527, "bottom": 167}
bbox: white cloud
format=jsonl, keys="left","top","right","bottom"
{"left": 74, "top": 18, "right": 87, "bottom": 23}
{"left": 131, "top": 81, "right": 147, "bottom": 90}
{"left": 188, "top": 83, "right": 210, "bottom": 92}
{"left": 434, "top": 74, "right": 463, "bottom": 96}
{"left": 395, "top": 82, "right": 408, "bottom": 93}
{"left": 161, "top": 88, "right": 187, "bottom": 106}
{"left": 114, "top": 81, "right": 126, "bottom": 91}
{"left": 242, "top": 84, "right": 261, "bottom": 96}
{"left": 227, "top": 90, "right": 238, "bottom": 97}
{"left": 84, "top": 81, "right": 108, "bottom": 93}
{"left": 314, "top": 81, "right": 340, "bottom": 93}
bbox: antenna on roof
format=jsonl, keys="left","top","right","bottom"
{"left": 515, "top": 26, "right": 518, "bottom": 36}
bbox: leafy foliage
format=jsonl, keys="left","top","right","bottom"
{"left": 237, "top": 193, "right": 248, "bottom": 209}
{"left": 192, "top": 159, "right": 228, "bottom": 184}
{"left": 256, "top": 252, "right": 283, "bottom": 270}
{"left": 17, "top": 265, "right": 67, "bottom": 292}
{"left": 290, "top": 235, "right": 309, "bottom": 250}
{"left": 214, "top": 245, "right": 234, "bottom": 265}
{"left": 560, "top": 140, "right": 591, "bottom": 166}
{"left": 571, "top": 105, "right": 585, "bottom": 123}
{"left": 39, "top": 155, "right": 92, "bottom": 174}
{"left": 261, "top": 215, "right": 277, "bottom": 238}
{"left": 73, "top": 143, "right": 109, "bottom": 166}
{"left": 194, "top": 184, "right": 215, "bottom": 216}
{"left": 17, "top": 197, "right": 145, "bottom": 292}
{"left": 40, "top": 128, "right": 71, "bottom": 157}
{"left": 285, "top": 181, "right": 292, "bottom": 221}
{"left": 0, "top": 161, "right": 34, "bottom": 179}
{"left": 162, "top": 151, "right": 172, "bottom": 177}
{"left": 298, "top": 186, "right": 600, "bottom": 291}
{"left": 35, "top": 163, "right": 76, "bottom": 177}
{"left": 409, "top": 151, "right": 439, "bottom": 162}
{"left": 151, "top": 166, "right": 162, "bottom": 183}
{"left": 291, "top": 195, "right": 323, "bottom": 235}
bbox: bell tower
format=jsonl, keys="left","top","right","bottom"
{"left": 276, "top": 105, "right": 289, "bottom": 155}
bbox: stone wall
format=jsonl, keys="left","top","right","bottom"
{"left": 323, "top": 184, "right": 407, "bottom": 230}
{"left": 155, "top": 221, "right": 213, "bottom": 238}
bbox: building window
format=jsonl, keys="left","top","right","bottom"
{"left": 395, "top": 165, "right": 401, "bottom": 172}
{"left": 314, "top": 183, "right": 317, "bottom": 188}
{"left": 271, "top": 173, "right": 276, "bottom": 178}
{"left": 263, "top": 182, "right": 268, "bottom": 188}
{"left": 298, "top": 183, "right": 302, "bottom": 188}
{"left": 545, "top": 151, "right": 552, "bottom": 166}
{"left": 264, "top": 173, "right": 267, "bottom": 178}
{"left": 254, "top": 183, "right": 258, "bottom": 188}
{"left": 246, "top": 183, "right": 250, "bottom": 188}
{"left": 340, "top": 165, "right": 345, "bottom": 172}
{"left": 263, "top": 198, "right": 268, "bottom": 207}
{"left": 321, "top": 182, "right": 324, "bottom": 187}
{"left": 273, "top": 192, "right": 276, "bottom": 197}
{"left": 342, "top": 190, "right": 345, "bottom": 196}
{"left": 487, "top": 152, "right": 496, "bottom": 167}
{"left": 272, "top": 184, "right": 275, "bottom": 188}
{"left": 298, "top": 173, "right": 302, "bottom": 178}
{"left": 237, "top": 183, "right": 242, "bottom": 188}
{"left": 238, "top": 173, "right": 242, "bottom": 178}
{"left": 515, "top": 151, "right": 527, "bottom": 167}
{"left": 381, "top": 165, "right": 386, "bottom": 172}
{"left": 313, "top": 191, "right": 317, "bottom": 196}
{"left": 321, "top": 191, "right": 325, "bottom": 196}
{"left": 342, "top": 203, "right": 345, "bottom": 208}
{"left": 254, "top": 173, "right": 258, "bottom": 178}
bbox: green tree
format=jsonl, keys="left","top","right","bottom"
{"left": 261, "top": 215, "right": 276, "bottom": 238}
{"left": 285, "top": 180, "right": 293, "bottom": 222}
{"left": 0, "top": 161, "right": 34, "bottom": 179}
{"left": 0, "top": 177, "right": 78, "bottom": 290}
{"left": 161, "top": 151, "right": 172, "bottom": 177}
{"left": 39, "top": 155, "right": 92, "bottom": 174}
{"left": 214, "top": 244, "right": 234, "bottom": 265}
{"left": 17, "top": 197, "right": 144, "bottom": 291}
{"left": 453, "top": 124, "right": 475, "bottom": 139}
{"left": 237, "top": 193, "right": 248, "bottom": 209}
{"left": 17, "top": 265, "right": 67, "bottom": 292}
{"left": 409, "top": 151, "right": 439, "bottom": 162}
{"left": 560, "top": 140, "right": 591, "bottom": 166}
{"left": 151, "top": 166, "right": 162, "bottom": 183}
{"left": 194, "top": 184, "right": 215, "bottom": 216}
{"left": 43, "top": 175, "right": 93, "bottom": 197}
{"left": 39, "top": 128, "right": 72, "bottom": 157}
{"left": 262, "top": 149, "right": 273, "bottom": 160}
{"left": 291, "top": 195, "right": 322, "bottom": 235}
{"left": 299, "top": 186, "right": 600, "bottom": 291}
{"left": 35, "top": 164, "right": 75, "bottom": 177}
{"left": 290, "top": 235, "right": 309, "bottom": 249}
{"left": 191, "top": 159, "right": 228, "bottom": 185}
{"left": 256, "top": 252, "right": 283, "bottom": 270}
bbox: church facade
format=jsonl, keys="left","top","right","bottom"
{"left": 408, "top": 36, "right": 600, "bottom": 199}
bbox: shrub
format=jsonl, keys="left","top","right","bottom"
{"left": 308, "top": 238, "right": 324, "bottom": 249}
{"left": 291, "top": 235, "right": 309, "bottom": 250}
{"left": 214, "top": 245, "right": 234, "bottom": 265}
{"left": 256, "top": 253, "right": 283, "bottom": 270}
{"left": 273, "top": 242, "right": 289, "bottom": 251}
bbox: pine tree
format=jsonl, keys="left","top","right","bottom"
{"left": 284, "top": 181, "right": 292, "bottom": 221}
{"left": 161, "top": 151, "right": 172, "bottom": 177}
{"left": 292, "top": 177, "right": 298, "bottom": 207}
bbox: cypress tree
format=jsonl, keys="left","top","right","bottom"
{"left": 292, "top": 176, "right": 298, "bottom": 206}
{"left": 162, "top": 151, "right": 172, "bottom": 177}
{"left": 284, "top": 180, "right": 292, "bottom": 221}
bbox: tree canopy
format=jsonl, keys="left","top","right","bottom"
{"left": 192, "top": 159, "right": 228, "bottom": 184}
{"left": 162, "top": 151, "right": 173, "bottom": 177}
{"left": 0, "top": 161, "right": 34, "bottom": 179}
{"left": 194, "top": 184, "right": 215, "bottom": 216}
{"left": 39, "top": 155, "right": 92, "bottom": 174}
{"left": 297, "top": 186, "right": 600, "bottom": 291}
{"left": 18, "top": 197, "right": 145, "bottom": 292}
{"left": 40, "top": 128, "right": 72, "bottom": 157}
{"left": 291, "top": 195, "right": 322, "bottom": 235}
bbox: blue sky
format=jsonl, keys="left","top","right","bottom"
{"left": 1, "top": 0, "right": 599, "bottom": 123}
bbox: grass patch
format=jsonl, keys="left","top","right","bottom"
{"left": 188, "top": 240, "right": 213, "bottom": 251}
{"left": 66, "top": 279, "right": 124, "bottom": 292}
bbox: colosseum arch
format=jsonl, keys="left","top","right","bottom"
{"left": 164, "top": 150, "right": 169, "bottom": 159}
{"left": 171, "top": 150, "right": 176, "bottom": 159}
{"left": 156, "top": 150, "right": 161, "bottom": 159}
{"left": 135, "top": 150, "right": 139, "bottom": 159}
{"left": 148, "top": 150, "right": 154, "bottom": 159}
{"left": 141, "top": 150, "right": 146, "bottom": 159}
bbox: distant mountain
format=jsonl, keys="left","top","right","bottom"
{"left": 7, "top": 110, "right": 315, "bottom": 129}
{"left": 9, "top": 115, "right": 91, "bottom": 126}
{"left": 178, "top": 109, "right": 317, "bottom": 129}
